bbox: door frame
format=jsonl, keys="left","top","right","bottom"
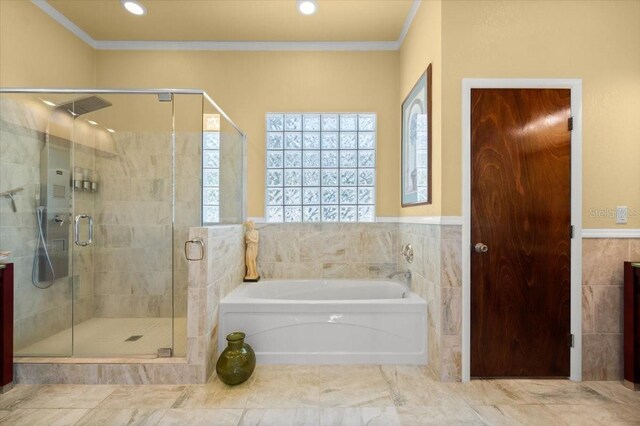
{"left": 461, "top": 79, "right": 583, "bottom": 382}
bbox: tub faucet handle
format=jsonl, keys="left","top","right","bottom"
{"left": 401, "top": 244, "right": 414, "bottom": 263}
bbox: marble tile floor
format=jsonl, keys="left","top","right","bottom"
{"left": 15, "top": 318, "right": 187, "bottom": 358}
{"left": 1, "top": 365, "right": 639, "bottom": 426}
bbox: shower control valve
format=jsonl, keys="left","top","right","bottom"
{"left": 54, "top": 214, "right": 67, "bottom": 226}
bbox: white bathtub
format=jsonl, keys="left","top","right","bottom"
{"left": 218, "top": 279, "right": 427, "bottom": 365}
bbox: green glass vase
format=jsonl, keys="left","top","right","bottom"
{"left": 216, "top": 332, "right": 256, "bottom": 385}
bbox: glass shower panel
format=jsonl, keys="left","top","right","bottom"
{"left": 173, "top": 94, "right": 204, "bottom": 357}
{"left": 203, "top": 101, "right": 244, "bottom": 225}
{"left": 219, "top": 118, "right": 245, "bottom": 224}
{"left": 1, "top": 93, "right": 75, "bottom": 357}
{"left": 71, "top": 93, "right": 174, "bottom": 357}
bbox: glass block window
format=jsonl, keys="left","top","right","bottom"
{"left": 265, "top": 113, "right": 376, "bottom": 223}
{"left": 203, "top": 113, "right": 220, "bottom": 224}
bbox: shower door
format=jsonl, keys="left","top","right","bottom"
{"left": 71, "top": 93, "right": 176, "bottom": 357}
{"left": 3, "top": 89, "right": 215, "bottom": 359}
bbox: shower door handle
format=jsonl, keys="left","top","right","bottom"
{"left": 74, "top": 214, "right": 93, "bottom": 246}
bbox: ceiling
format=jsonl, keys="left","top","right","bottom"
{"left": 45, "top": 0, "right": 416, "bottom": 42}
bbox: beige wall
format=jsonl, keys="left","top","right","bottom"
{"left": 95, "top": 50, "right": 401, "bottom": 218}
{"left": 440, "top": 0, "right": 640, "bottom": 228}
{"left": 0, "top": 0, "right": 95, "bottom": 88}
{"left": 0, "top": 2, "right": 401, "bottom": 219}
{"left": 399, "top": 0, "right": 442, "bottom": 217}
{"left": 2, "top": 0, "right": 639, "bottom": 227}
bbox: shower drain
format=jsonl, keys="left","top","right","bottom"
{"left": 124, "top": 335, "right": 143, "bottom": 342}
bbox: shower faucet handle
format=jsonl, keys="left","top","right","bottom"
{"left": 54, "top": 214, "right": 67, "bottom": 226}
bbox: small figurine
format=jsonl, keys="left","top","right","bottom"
{"left": 244, "top": 220, "right": 260, "bottom": 282}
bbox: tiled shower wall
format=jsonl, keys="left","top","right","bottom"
{"left": 0, "top": 99, "right": 93, "bottom": 351}
{"left": 582, "top": 238, "right": 640, "bottom": 380}
{"left": 92, "top": 132, "right": 174, "bottom": 318}
{"left": 92, "top": 131, "right": 200, "bottom": 319}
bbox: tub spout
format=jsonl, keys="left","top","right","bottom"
{"left": 388, "top": 270, "right": 412, "bottom": 287}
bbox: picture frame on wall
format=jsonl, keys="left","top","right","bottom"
{"left": 401, "top": 63, "right": 432, "bottom": 206}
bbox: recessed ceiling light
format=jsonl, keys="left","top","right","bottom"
{"left": 40, "top": 99, "right": 56, "bottom": 107}
{"left": 121, "top": 0, "right": 146, "bottom": 16}
{"left": 106, "top": 128, "right": 116, "bottom": 133}
{"left": 297, "top": 0, "right": 318, "bottom": 15}
{"left": 88, "top": 120, "right": 98, "bottom": 125}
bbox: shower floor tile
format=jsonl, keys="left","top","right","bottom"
{"left": 16, "top": 317, "right": 187, "bottom": 358}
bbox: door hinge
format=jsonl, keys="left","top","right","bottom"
{"left": 570, "top": 334, "right": 575, "bottom": 348}
{"left": 570, "top": 225, "right": 574, "bottom": 238}
{"left": 568, "top": 116, "right": 574, "bottom": 131}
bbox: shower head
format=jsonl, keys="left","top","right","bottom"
{"left": 56, "top": 96, "right": 112, "bottom": 117}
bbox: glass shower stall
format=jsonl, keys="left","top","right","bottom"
{"left": 0, "top": 88, "right": 244, "bottom": 358}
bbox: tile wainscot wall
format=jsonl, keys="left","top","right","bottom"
{"left": 582, "top": 238, "right": 640, "bottom": 380}
{"left": 254, "top": 221, "right": 463, "bottom": 382}
{"left": 255, "top": 223, "right": 398, "bottom": 280}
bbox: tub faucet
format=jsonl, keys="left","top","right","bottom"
{"left": 388, "top": 270, "right": 412, "bottom": 287}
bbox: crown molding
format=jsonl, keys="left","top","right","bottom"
{"left": 95, "top": 40, "right": 400, "bottom": 51}
{"left": 32, "top": 0, "right": 421, "bottom": 52}
{"left": 397, "top": 0, "right": 421, "bottom": 46}
{"left": 32, "top": 0, "right": 96, "bottom": 48}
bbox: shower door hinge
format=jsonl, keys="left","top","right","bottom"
{"left": 570, "top": 334, "right": 574, "bottom": 348}
{"left": 568, "top": 116, "right": 574, "bottom": 131}
{"left": 157, "top": 93, "right": 173, "bottom": 102}
{"left": 157, "top": 347, "right": 172, "bottom": 358}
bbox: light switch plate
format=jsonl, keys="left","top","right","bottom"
{"left": 616, "top": 206, "right": 628, "bottom": 224}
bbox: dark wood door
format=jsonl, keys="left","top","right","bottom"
{"left": 470, "top": 88, "right": 571, "bottom": 377}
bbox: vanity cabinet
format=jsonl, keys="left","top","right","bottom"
{"left": 0, "top": 263, "right": 13, "bottom": 393}
{"left": 624, "top": 262, "right": 640, "bottom": 390}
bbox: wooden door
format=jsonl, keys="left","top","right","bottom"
{"left": 470, "top": 88, "right": 571, "bottom": 377}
